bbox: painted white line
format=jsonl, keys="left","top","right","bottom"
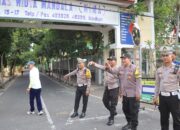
{"left": 65, "top": 113, "right": 124, "bottom": 126}
{"left": 65, "top": 109, "right": 74, "bottom": 125}
{"left": 143, "top": 107, "right": 155, "bottom": 112}
{"left": 41, "top": 97, "right": 57, "bottom": 130}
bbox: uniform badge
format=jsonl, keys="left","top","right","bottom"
{"left": 85, "top": 69, "right": 91, "bottom": 79}
{"left": 135, "top": 68, "right": 141, "bottom": 78}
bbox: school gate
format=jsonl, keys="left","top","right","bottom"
{"left": 0, "top": 0, "right": 155, "bottom": 85}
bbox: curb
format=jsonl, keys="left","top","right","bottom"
{"left": 0, "top": 76, "right": 15, "bottom": 89}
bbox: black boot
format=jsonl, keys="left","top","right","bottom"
{"left": 106, "top": 118, "right": 114, "bottom": 126}
{"left": 71, "top": 112, "right": 78, "bottom": 118}
{"left": 79, "top": 112, "right": 86, "bottom": 118}
{"left": 121, "top": 122, "right": 132, "bottom": 130}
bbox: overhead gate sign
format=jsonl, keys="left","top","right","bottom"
{"left": 0, "top": 0, "right": 119, "bottom": 25}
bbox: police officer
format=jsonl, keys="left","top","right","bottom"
{"left": 64, "top": 58, "right": 91, "bottom": 118}
{"left": 153, "top": 49, "right": 180, "bottom": 130}
{"left": 88, "top": 56, "right": 119, "bottom": 126}
{"left": 106, "top": 53, "right": 141, "bottom": 130}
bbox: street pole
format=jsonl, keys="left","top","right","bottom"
{"left": 133, "top": 0, "right": 141, "bottom": 75}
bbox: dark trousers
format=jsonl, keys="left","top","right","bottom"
{"left": 102, "top": 87, "right": 119, "bottom": 120}
{"left": 122, "top": 96, "right": 140, "bottom": 127}
{"left": 29, "top": 88, "right": 42, "bottom": 112}
{"left": 74, "top": 86, "right": 88, "bottom": 113}
{"left": 159, "top": 94, "right": 180, "bottom": 130}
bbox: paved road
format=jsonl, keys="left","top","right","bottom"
{"left": 0, "top": 72, "right": 173, "bottom": 130}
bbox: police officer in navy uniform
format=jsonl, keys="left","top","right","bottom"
{"left": 88, "top": 56, "right": 119, "bottom": 126}
{"left": 106, "top": 53, "right": 142, "bottom": 130}
{"left": 153, "top": 48, "right": 180, "bottom": 130}
{"left": 64, "top": 58, "right": 91, "bottom": 118}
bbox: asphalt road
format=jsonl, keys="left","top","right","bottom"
{"left": 0, "top": 72, "right": 173, "bottom": 130}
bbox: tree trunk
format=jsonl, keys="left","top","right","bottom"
{"left": 10, "top": 59, "right": 16, "bottom": 76}
{"left": 0, "top": 54, "right": 4, "bottom": 84}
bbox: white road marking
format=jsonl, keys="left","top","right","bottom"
{"left": 65, "top": 113, "right": 124, "bottom": 126}
{"left": 41, "top": 97, "right": 57, "bottom": 130}
{"left": 143, "top": 107, "right": 155, "bottom": 111}
{"left": 65, "top": 109, "right": 74, "bottom": 125}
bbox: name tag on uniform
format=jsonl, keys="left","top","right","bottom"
{"left": 171, "top": 91, "right": 178, "bottom": 96}
{"left": 161, "top": 92, "right": 170, "bottom": 96}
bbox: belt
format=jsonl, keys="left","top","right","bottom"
{"left": 78, "top": 84, "right": 87, "bottom": 87}
{"left": 160, "top": 89, "right": 180, "bottom": 97}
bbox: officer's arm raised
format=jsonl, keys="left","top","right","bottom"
{"left": 94, "top": 63, "right": 106, "bottom": 70}
{"left": 105, "top": 64, "right": 120, "bottom": 75}
{"left": 64, "top": 69, "right": 77, "bottom": 79}
{"left": 88, "top": 61, "right": 106, "bottom": 70}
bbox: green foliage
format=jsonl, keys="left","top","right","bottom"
{"left": 35, "top": 30, "right": 104, "bottom": 61}
{"left": 154, "top": 0, "right": 177, "bottom": 37}
{"left": 0, "top": 28, "right": 12, "bottom": 55}
{"left": 0, "top": 28, "right": 12, "bottom": 71}
{"left": 132, "top": 0, "right": 148, "bottom": 15}
{"left": 131, "top": 0, "right": 179, "bottom": 46}
{"left": 10, "top": 28, "right": 47, "bottom": 64}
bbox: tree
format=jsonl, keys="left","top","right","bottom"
{"left": 8, "top": 28, "right": 46, "bottom": 75}
{"left": 0, "top": 28, "right": 12, "bottom": 82}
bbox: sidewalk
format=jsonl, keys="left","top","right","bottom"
{"left": 0, "top": 75, "right": 14, "bottom": 89}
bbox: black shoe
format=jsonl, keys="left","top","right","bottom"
{"left": 79, "top": 112, "right": 86, "bottom": 118}
{"left": 122, "top": 123, "right": 132, "bottom": 130}
{"left": 106, "top": 119, "right": 114, "bottom": 126}
{"left": 71, "top": 112, "right": 78, "bottom": 118}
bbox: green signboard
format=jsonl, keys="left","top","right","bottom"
{"left": 141, "top": 79, "right": 155, "bottom": 103}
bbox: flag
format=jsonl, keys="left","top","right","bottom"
{"left": 129, "top": 22, "right": 134, "bottom": 34}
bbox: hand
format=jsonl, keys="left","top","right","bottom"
{"left": 105, "top": 62, "right": 111, "bottom": 70}
{"left": 26, "top": 88, "right": 30, "bottom": 93}
{"left": 63, "top": 75, "right": 68, "bottom": 80}
{"left": 88, "top": 61, "right": 95, "bottom": 66}
{"left": 135, "top": 95, "right": 141, "bottom": 101}
{"left": 85, "top": 90, "right": 90, "bottom": 96}
{"left": 119, "top": 92, "right": 123, "bottom": 98}
{"left": 153, "top": 97, "right": 159, "bottom": 105}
